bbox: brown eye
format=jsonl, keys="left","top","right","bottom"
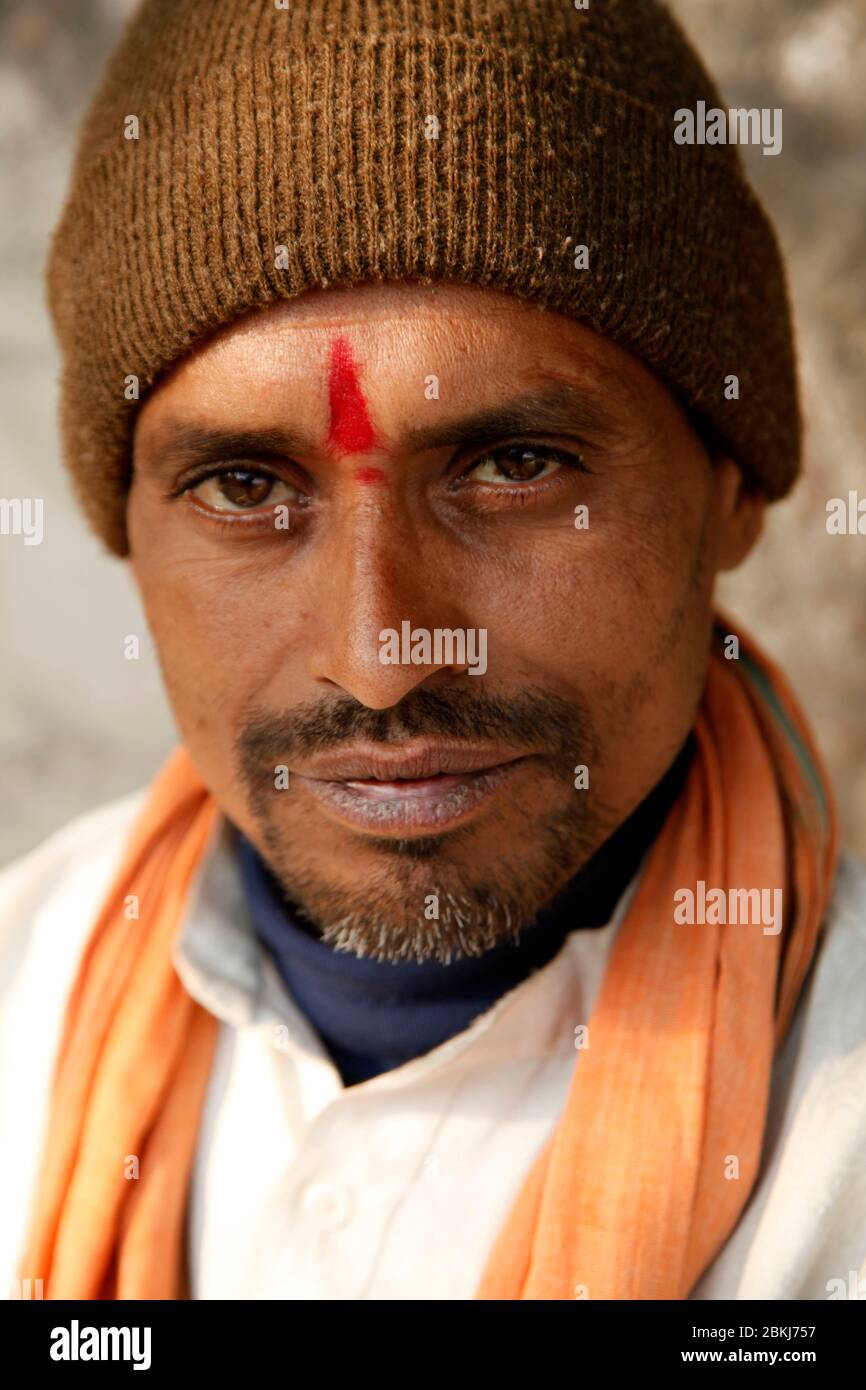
{"left": 187, "top": 468, "right": 301, "bottom": 514}
{"left": 466, "top": 445, "right": 582, "bottom": 485}
{"left": 215, "top": 469, "right": 275, "bottom": 506}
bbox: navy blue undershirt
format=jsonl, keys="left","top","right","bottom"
{"left": 233, "top": 737, "right": 694, "bottom": 1086}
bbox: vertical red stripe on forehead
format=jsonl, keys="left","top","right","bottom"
{"left": 326, "top": 334, "right": 377, "bottom": 454}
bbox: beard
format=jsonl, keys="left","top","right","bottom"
{"left": 235, "top": 684, "right": 614, "bottom": 964}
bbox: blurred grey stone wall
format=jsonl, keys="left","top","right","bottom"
{"left": 0, "top": 0, "right": 864, "bottom": 865}
{"left": 675, "top": 0, "right": 866, "bottom": 857}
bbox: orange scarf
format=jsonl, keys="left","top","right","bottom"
{"left": 21, "top": 624, "right": 838, "bottom": 1299}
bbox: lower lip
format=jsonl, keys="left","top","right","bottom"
{"left": 295, "top": 761, "right": 526, "bottom": 835}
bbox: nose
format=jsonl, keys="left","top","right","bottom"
{"left": 304, "top": 501, "right": 477, "bottom": 709}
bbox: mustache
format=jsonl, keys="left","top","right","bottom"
{"left": 236, "top": 684, "right": 598, "bottom": 769}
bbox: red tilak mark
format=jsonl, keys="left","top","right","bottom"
{"left": 352, "top": 466, "right": 386, "bottom": 485}
{"left": 326, "top": 335, "right": 377, "bottom": 454}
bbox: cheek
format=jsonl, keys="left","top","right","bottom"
{"left": 469, "top": 496, "right": 711, "bottom": 752}
{"left": 131, "top": 554, "right": 280, "bottom": 780}
{"left": 478, "top": 504, "right": 702, "bottom": 662}
{"left": 572, "top": 497, "right": 712, "bottom": 737}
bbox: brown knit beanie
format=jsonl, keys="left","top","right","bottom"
{"left": 47, "top": 0, "right": 800, "bottom": 557}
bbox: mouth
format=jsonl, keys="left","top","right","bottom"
{"left": 291, "top": 742, "right": 532, "bottom": 836}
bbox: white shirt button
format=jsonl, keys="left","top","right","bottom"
{"left": 299, "top": 1179, "right": 354, "bottom": 1230}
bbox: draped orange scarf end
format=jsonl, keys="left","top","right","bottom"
{"left": 20, "top": 622, "right": 839, "bottom": 1299}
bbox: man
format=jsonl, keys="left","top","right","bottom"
{"left": 1, "top": 0, "right": 864, "bottom": 1302}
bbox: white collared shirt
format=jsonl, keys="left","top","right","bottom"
{"left": 1, "top": 791, "right": 866, "bottom": 1300}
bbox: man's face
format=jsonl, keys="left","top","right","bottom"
{"left": 128, "top": 282, "right": 759, "bottom": 961}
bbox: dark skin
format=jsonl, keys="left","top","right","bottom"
{"left": 127, "top": 281, "right": 764, "bottom": 962}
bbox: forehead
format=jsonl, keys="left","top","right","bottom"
{"left": 134, "top": 280, "right": 672, "bottom": 442}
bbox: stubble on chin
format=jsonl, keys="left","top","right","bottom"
{"left": 253, "top": 778, "right": 615, "bottom": 964}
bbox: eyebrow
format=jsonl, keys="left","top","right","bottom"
{"left": 141, "top": 381, "right": 623, "bottom": 476}
{"left": 401, "top": 381, "right": 623, "bottom": 453}
{"left": 140, "top": 424, "right": 311, "bottom": 479}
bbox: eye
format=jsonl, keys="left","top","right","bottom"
{"left": 186, "top": 467, "right": 302, "bottom": 514}
{"left": 461, "top": 444, "right": 586, "bottom": 486}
